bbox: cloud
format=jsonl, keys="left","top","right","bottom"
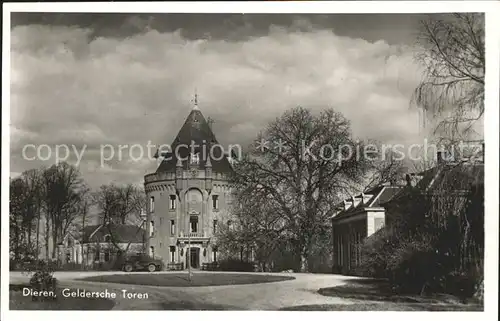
{"left": 10, "top": 21, "right": 424, "bottom": 188}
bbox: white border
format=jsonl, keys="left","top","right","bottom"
{"left": 2, "top": 2, "right": 499, "bottom": 321}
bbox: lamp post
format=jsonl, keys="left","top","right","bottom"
{"left": 187, "top": 161, "right": 198, "bottom": 282}
{"left": 187, "top": 225, "right": 192, "bottom": 281}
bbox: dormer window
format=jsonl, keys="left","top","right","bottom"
{"left": 190, "top": 152, "right": 200, "bottom": 165}
{"left": 104, "top": 234, "right": 111, "bottom": 243}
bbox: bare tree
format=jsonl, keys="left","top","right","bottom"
{"left": 231, "top": 107, "right": 372, "bottom": 272}
{"left": 70, "top": 185, "right": 92, "bottom": 268}
{"left": 9, "top": 169, "right": 43, "bottom": 262}
{"left": 413, "top": 13, "right": 484, "bottom": 145}
{"left": 10, "top": 177, "right": 27, "bottom": 262}
{"left": 94, "top": 183, "right": 145, "bottom": 225}
{"left": 363, "top": 150, "right": 407, "bottom": 192}
{"left": 93, "top": 183, "right": 146, "bottom": 260}
{"left": 41, "top": 162, "right": 86, "bottom": 260}
{"left": 216, "top": 193, "right": 287, "bottom": 271}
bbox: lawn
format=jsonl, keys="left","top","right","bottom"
{"left": 315, "top": 277, "right": 483, "bottom": 311}
{"left": 9, "top": 284, "right": 115, "bottom": 310}
{"left": 78, "top": 273, "right": 295, "bottom": 287}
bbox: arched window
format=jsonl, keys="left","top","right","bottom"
{"left": 169, "top": 195, "right": 176, "bottom": 210}
{"left": 150, "top": 196, "right": 155, "bottom": 213}
{"left": 212, "top": 195, "right": 219, "bottom": 210}
{"left": 185, "top": 189, "right": 203, "bottom": 214}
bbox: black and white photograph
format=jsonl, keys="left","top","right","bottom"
{"left": 2, "top": 1, "right": 498, "bottom": 317}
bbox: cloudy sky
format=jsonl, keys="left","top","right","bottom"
{"left": 10, "top": 12, "right": 440, "bottom": 188}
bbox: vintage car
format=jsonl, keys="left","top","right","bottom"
{"left": 122, "top": 254, "right": 164, "bottom": 272}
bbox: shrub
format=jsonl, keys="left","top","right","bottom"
{"left": 444, "top": 270, "right": 479, "bottom": 300}
{"left": 217, "top": 259, "right": 255, "bottom": 272}
{"left": 357, "top": 228, "right": 392, "bottom": 278}
{"left": 28, "top": 261, "right": 57, "bottom": 301}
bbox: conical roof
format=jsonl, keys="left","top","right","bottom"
{"left": 156, "top": 108, "right": 234, "bottom": 174}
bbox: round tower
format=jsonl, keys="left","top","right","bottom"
{"left": 144, "top": 97, "right": 233, "bottom": 269}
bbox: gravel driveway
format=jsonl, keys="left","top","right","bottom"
{"left": 10, "top": 271, "right": 357, "bottom": 310}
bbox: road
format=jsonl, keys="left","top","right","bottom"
{"left": 10, "top": 271, "right": 358, "bottom": 310}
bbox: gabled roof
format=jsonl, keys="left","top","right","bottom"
{"left": 81, "top": 224, "right": 146, "bottom": 244}
{"left": 331, "top": 185, "right": 403, "bottom": 221}
{"left": 155, "top": 108, "right": 234, "bottom": 174}
{"left": 381, "top": 162, "right": 484, "bottom": 206}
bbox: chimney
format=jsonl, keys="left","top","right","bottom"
{"left": 405, "top": 174, "right": 412, "bottom": 187}
{"left": 405, "top": 173, "right": 424, "bottom": 187}
{"left": 437, "top": 151, "right": 444, "bottom": 164}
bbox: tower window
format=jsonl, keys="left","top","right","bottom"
{"left": 213, "top": 219, "right": 218, "bottom": 234}
{"left": 190, "top": 216, "right": 198, "bottom": 233}
{"left": 170, "top": 195, "right": 176, "bottom": 210}
{"left": 190, "top": 153, "right": 200, "bottom": 165}
{"left": 212, "top": 195, "right": 219, "bottom": 210}
{"left": 150, "top": 220, "right": 154, "bottom": 237}
{"left": 170, "top": 220, "right": 175, "bottom": 235}
{"left": 170, "top": 246, "right": 176, "bottom": 263}
{"left": 150, "top": 196, "right": 155, "bottom": 213}
{"left": 150, "top": 246, "right": 155, "bottom": 258}
{"left": 227, "top": 220, "right": 232, "bottom": 230}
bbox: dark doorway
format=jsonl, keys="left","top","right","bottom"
{"left": 186, "top": 247, "right": 200, "bottom": 269}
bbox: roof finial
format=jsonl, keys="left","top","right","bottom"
{"left": 193, "top": 88, "right": 199, "bottom": 110}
